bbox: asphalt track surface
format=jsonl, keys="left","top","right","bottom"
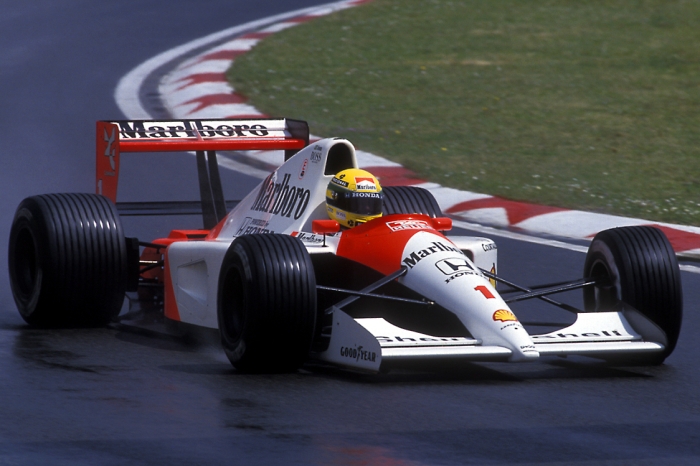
{"left": 2, "top": 2, "right": 700, "bottom": 464}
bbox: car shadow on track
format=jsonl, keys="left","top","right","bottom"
{"left": 302, "top": 357, "right": 662, "bottom": 385}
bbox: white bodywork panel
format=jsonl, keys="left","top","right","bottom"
{"left": 448, "top": 235, "right": 498, "bottom": 280}
{"left": 168, "top": 241, "right": 230, "bottom": 328}
{"left": 213, "top": 138, "right": 357, "bottom": 240}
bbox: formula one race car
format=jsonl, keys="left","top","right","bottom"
{"left": 8, "top": 118, "right": 683, "bottom": 372}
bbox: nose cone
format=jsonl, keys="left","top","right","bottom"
{"left": 494, "top": 313, "right": 539, "bottom": 361}
{"left": 395, "top": 231, "right": 541, "bottom": 361}
{"left": 509, "top": 347, "right": 540, "bottom": 362}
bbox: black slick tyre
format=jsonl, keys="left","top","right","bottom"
{"left": 583, "top": 226, "right": 682, "bottom": 362}
{"left": 8, "top": 193, "right": 129, "bottom": 327}
{"left": 217, "top": 234, "right": 317, "bottom": 373}
{"left": 382, "top": 186, "right": 443, "bottom": 217}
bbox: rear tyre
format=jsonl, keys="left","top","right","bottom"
{"left": 217, "top": 234, "right": 317, "bottom": 372}
{"left": 8, "top": 193, "right": 129, "bottom": 327}
{"left": 382, "top": 186, "right": 443, "bottom": 217}
{"left": 583, "top": 226, "right": 682, "bottom": 362}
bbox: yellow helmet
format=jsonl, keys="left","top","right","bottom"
{"left": 326, "top": 168, "right": 383, "bottom": 228}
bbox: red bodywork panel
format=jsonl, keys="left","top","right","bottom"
{"left": 335, "top": 214, "right": 452, "bottom": 275}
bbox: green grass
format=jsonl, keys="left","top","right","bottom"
{"left": 228, "top": 0, "right": 700, "bottom": 225}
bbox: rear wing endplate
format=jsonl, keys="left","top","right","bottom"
{"left": 96, "top": 118, "right": 309, "bottom": 228}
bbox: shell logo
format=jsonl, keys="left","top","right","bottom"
{"left": 493, "top": 309, "right": 518, "bottom": 322}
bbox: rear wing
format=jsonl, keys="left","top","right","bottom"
{"left": 96, "top": 118, "right": 309, "bottom": 228}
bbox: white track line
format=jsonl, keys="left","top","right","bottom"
{"left": 115, "top": 1, "right": 354, "bottom": 119}
{"left": 452, "top": 219, "right": 589, "bottom": 253}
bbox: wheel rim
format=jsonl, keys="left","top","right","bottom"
{"left": 221, "top": 265, "right": 247, "bottom": 342}
{"left": 588, "top": 258, "right": 620, "bottom": 311}
{"left": 12, "top": 226, "right": 40, "bottom": 300}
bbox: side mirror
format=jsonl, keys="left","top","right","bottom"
{"left": 312, "top": 219, "right": 341, "bottom": 234}
{"left": 432, "top": 217, "right": 452, "bottom": 231}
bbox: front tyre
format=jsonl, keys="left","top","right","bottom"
{"left": 382, "top": 186, "right": 443, "bottom": 217}
{"left": 583, "top": 226, "right": 682, "bottom": 362}
{"left": 217, "top": 234, "right": 317, "bottom": 373}
{"left": 8, "top": 193, "right": 129, "bottom": 327}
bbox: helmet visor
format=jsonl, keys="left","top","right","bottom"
{"left": 328, "top": 191, "right": 383, "bottom": 216}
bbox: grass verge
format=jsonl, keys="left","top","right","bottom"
{"left": 228, "top": 0, "right": 700, "bottom": 225}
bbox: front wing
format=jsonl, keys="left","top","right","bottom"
{"left": 314, "top": 307, "right": 667, "bottom": 372}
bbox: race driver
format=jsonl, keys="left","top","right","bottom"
{"left": 326, "top": 168, "right": 383, "bottom": 228}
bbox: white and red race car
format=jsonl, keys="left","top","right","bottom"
{"left": 8, "top": 118, "right": 683, "bottom": 372}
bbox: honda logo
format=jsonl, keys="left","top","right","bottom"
{"left": 435, "top": 258, "right": 474, "bottom": 275}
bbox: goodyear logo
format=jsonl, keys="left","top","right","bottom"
{"left": 340, "top": 345, "right": 376, "bottom": 363}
